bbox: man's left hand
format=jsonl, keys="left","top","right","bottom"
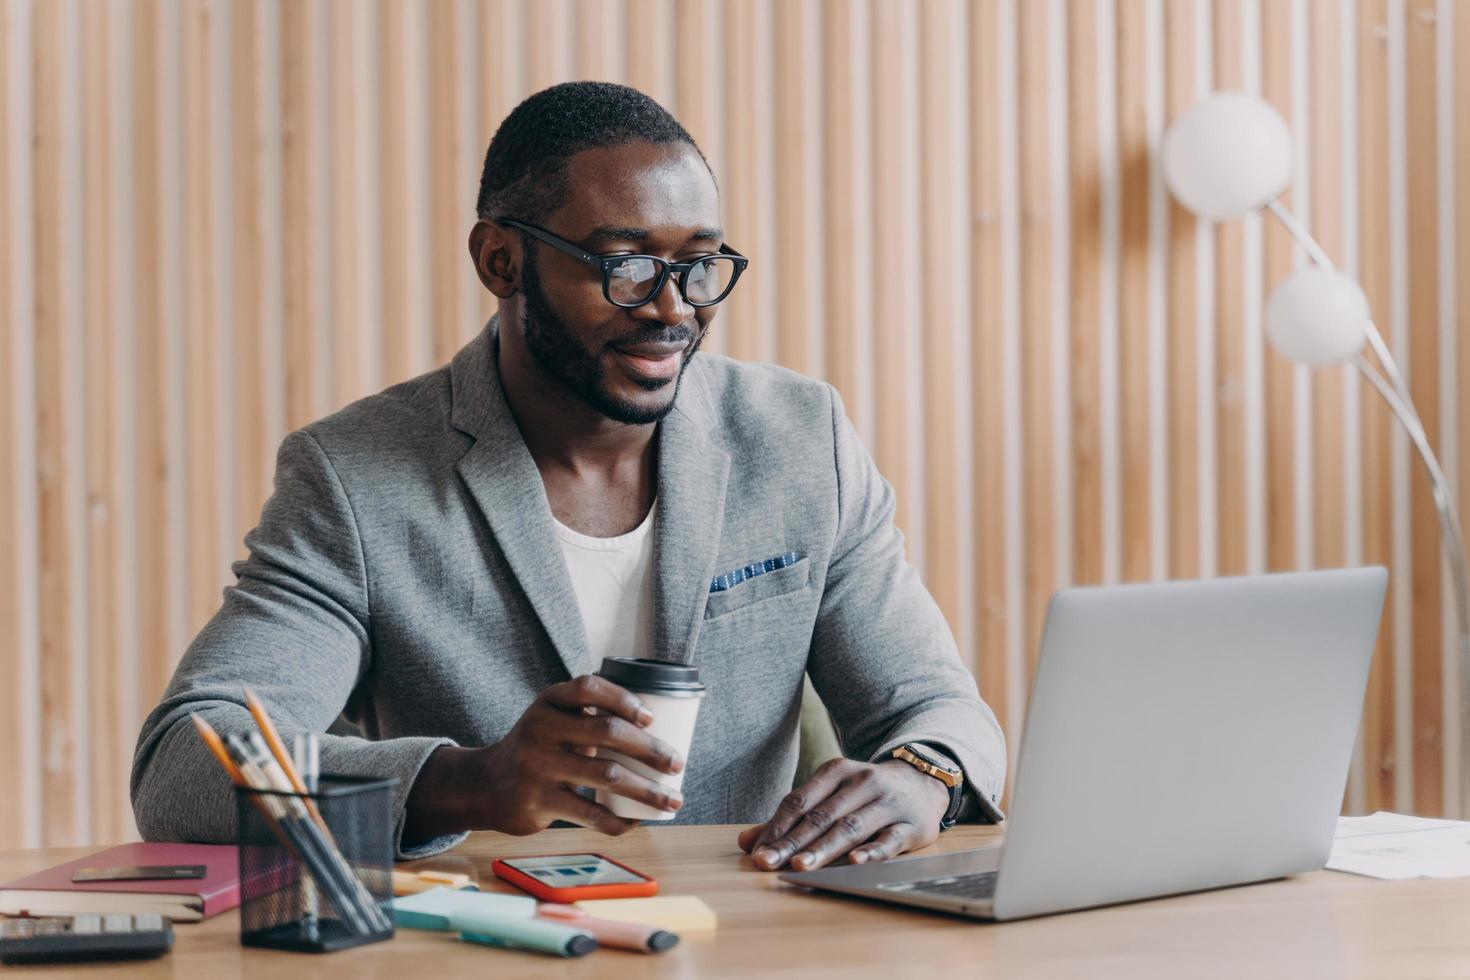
{"left": 737, "top": 758, "right": 950, "bottom": 872}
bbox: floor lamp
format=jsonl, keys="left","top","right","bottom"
{"left": 1161, "top": 92, "right": 1470, "bottom": 819}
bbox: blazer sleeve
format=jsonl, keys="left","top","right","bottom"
{"left": 129, "top": 428, "right": 466, "bottom": 858}
{"left": 805, "top": 386, "right": 1007, "bottom": 822}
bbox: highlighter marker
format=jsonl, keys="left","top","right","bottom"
{"left": 538, "top": 903, "right": 679, "bottom": 953}
{"left": 450, "top": 909, "right": 597, "bottom": 958}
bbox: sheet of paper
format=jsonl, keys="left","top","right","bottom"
{"left": 1327, "top": 811, "right": 1470, "bottom": 879}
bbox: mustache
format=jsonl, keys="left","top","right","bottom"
{"left": 607, "top": 321, "right": 703, "bottom": 349}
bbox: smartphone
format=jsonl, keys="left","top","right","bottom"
{"left": 491, "top": 853, "right": 659, "bottom": 902}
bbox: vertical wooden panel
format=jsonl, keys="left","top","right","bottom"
{"left": 1459, "top": 0, "right": 1470, "bottom": 767}
{"left": 479, "top": 0, "right": 527, "bottom": 326}
{"left": 1069, "top": 0, "right": 1103, "bottom": 589}
{"left": 1, "top": 0, "right": 43, "bottom": 848}
{"left": 1405, "top": 0, "right": 1443, "bottom": 814}
{"left": 281, "top": 0, "right": 327, "bottom": 430}
{"left": 673, "top": 0, "right": 726, "bottom": 360}
{"left": 526, "top": 0, "right": 571, "bottom": 92}
{"left": 379, "top": 0, "right": 411, "bottom": 382}
{"left": 1262, "top": 0, "right": 1300, "bottom": 574}
{"left": 329, "top": 0, "right": 381, "bottom": 405}
{"left": 919, "top": 0, "right": 970, "bottom": 654}
{"left": 1311, "top": 0, "right": 1346, "bottom": 572}
{"left": 1213, "top": 0, "right": 1249, "bottom": 578}
{"left": 971, "top": 0, "right": 1016, "bottom": 738}
{"left": 773, "top": 0, "right": 822, "bottom": 380}
{"left": 574, "top": 0, "right": 624, "bottom": 84}
{"left": 1019, "top": 0, "right": 1060, "bottom": 674}
{"left": 180, "top": 0, "right": 224, "bottom": 637}
{"left": 819, "top": 0, "right": 871, "bottom": 427}
{"left": 721, "top": 0, "right": 759, "bottom": 363}
{"left": 869, "top": 0, "right": 924, "bottom": 561}
{"left": 131, "top": 0, "right": 175, "bottom": 720}
{"left": 429, "top": 0, "right": 474, "bottom": 365}
{"left": 32, "top": 0, "right": 85, "bottom": 845}
{"left": 1118, "top": 0, "right": 1154, "bottom": 582}
{"left": 1358, "top": 0, "right": 1398, "bottom": 812}
{"left": 625, "top": 0, "right": 671, "bottom": 101}
{"left": 82, "top": 0, "right": 129, "bottom": 845}
{"left": 230, "top": 0, "right": 267, "bottom": 549}
{"left": 1309, "top": 0, "right": 1351, "bottom": 802}
{"left": 1164, "top": 0, "right": 1200, "bottom": 581}
{"left": 0, "top": 0, "right": 17, "bottom": 842}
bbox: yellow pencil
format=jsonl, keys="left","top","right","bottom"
{"left": 190, "top": 712, "right": 247, "bottom": 787}
{"left": 243, "top": 686, "right": 312, "bottom": 795}
{"left": 242, "top": 687, "right": 337, "bottom": 838}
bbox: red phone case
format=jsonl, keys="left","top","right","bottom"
{"left": 491, "top": 853, "right": 660, "bottom": 902}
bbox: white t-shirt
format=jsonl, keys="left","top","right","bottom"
{"left": 552, "top": 500, "right": 657, "bottom": 663}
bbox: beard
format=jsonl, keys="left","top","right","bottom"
{"left": 519, "top": 248, "right": 704, "bottom": 426}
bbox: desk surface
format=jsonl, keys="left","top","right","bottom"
{"left": 3, "top": 824, "right": 1468, "bottom": 979}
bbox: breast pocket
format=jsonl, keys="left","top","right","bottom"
{"left": 703, "top": 558, "right": 812, "bottom": 621}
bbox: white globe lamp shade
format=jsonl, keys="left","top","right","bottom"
{"left": 1161, "top": 92, "right": 1294, "bottom": 221}
{"left": 1264, "top": 268, "right": 1370, "bottom": 366}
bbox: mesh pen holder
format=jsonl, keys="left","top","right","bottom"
{"left": 235, "top": 775, "right": 397, "bottom": 953}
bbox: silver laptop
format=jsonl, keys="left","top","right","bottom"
{"left": 781, "top": 568, "right": 1388, "bottom": 921}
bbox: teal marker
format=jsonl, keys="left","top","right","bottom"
{"left": 451, "top": 909, "right": 598, "bottom": 958}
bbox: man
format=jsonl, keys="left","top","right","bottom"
{"left": 132, "top": 82, "right": 1006, "bottom": 872}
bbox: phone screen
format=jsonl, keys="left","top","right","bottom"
{"left": 502, "top": 854, "right": 648, "bottom": 887}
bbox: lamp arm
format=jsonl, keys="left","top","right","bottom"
{"left": 1264, "top": 201, "right": 1423, "bottom": 430}
{"left": 1350, "top": 353, "right": 1470, "bottom": 643}
{"left": 1258, "top": 197, "right": 1469, "bottom": 814}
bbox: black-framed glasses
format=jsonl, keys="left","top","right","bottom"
{"left": 497, "top": 217, "right": 748, "bottom": 309}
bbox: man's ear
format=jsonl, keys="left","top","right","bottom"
{"left": 468, "top": 219, "right": 519, "bottom": 299}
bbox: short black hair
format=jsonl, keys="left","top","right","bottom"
{"left": 476, "top": 81, "right": 707, "bottom": 224}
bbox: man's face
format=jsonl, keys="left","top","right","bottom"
{"left": 515, "top": 142, "right": 724, "bottom": 426}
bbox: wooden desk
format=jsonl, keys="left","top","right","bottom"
{"left": 3, "top": 824, "right": 1468, "bottom": 978}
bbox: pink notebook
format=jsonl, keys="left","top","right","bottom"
{"left": 0, "top": 842, "right": 239, "bottom": 921}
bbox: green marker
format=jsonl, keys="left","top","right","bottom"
{"left": 452, "top": 909, "right": 598, "bottom": 958}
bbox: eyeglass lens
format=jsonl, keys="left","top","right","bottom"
{"left": 607, "top": 255, "right": 739, "bottom": 306}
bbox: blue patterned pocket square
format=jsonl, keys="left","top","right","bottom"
{"left": 709, "top": 552, "right": 804, "bottom": 593}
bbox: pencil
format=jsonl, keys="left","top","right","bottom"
{"left": 242, "top": 688, "right": 336, "bottom": 840}
{"left": 190, "top": 713, "right": 246, "bottom": 786}
{"left": 243, "top": 687, "right": 312, "bottom": 795}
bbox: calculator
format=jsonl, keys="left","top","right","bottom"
{"left": 0, "top": 914, "right": 174, "bottom": 964}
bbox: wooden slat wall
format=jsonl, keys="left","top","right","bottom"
{"left": 2, "top": 0, "right": 1468, "bottom": 847}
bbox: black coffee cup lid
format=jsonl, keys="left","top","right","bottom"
{"left": 596, "top": 657, "right": 707, "bottom": 696}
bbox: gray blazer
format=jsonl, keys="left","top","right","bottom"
{"left": 131, "top": 321, "right": 1006, "bottom": 856}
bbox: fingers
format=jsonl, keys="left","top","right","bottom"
{"left": 562, "top": 753, "right": 683, "bottom": 814}
{"left": 552, "top": 787, "right": 639, "bottom": 837}
{"left": 791, "top": 807, "right": 912, "bottom": 872}
{"left": 563, "top": 711, "right": 685, "bottom": 776}
{"left": 737, "top": 824, "right": 765, "bottom": 853}
{"left": 543, "top": 674, "right": 655, "bottom": 728}
{"left": 753, "top": 764, "right": 884, "bottom": 871}
{"left": 750, "top": 759, "right": 850, "bottom": 860}
{"left": 848, "top": 824, "right": 916, "bottom": 865}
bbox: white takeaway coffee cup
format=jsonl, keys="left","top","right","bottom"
{"left": 593, "top": 657, "right": 708, "bottom": 821}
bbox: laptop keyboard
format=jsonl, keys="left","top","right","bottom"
{"left": 877, "top": 870, "right": 998, "bottom": 899}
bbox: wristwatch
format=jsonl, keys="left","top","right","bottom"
{"left": 891, "top": 743, "right": 966, "bottom": 831}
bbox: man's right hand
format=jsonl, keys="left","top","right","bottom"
{"left": 403, "top": 675, "right": 686, "bottom": 844}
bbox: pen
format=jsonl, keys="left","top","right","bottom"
{"left": 451, "top": 909, "right": 598, "bottom": 958}
{"left": 538, "top": 903, "right": 679, "bottom": 952}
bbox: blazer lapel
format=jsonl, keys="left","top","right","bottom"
{"left": 652, "top": 363, "right": 731, "bottom": 664}
{"left": 450, "top": 321, "right": 594, "bottom": 680}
